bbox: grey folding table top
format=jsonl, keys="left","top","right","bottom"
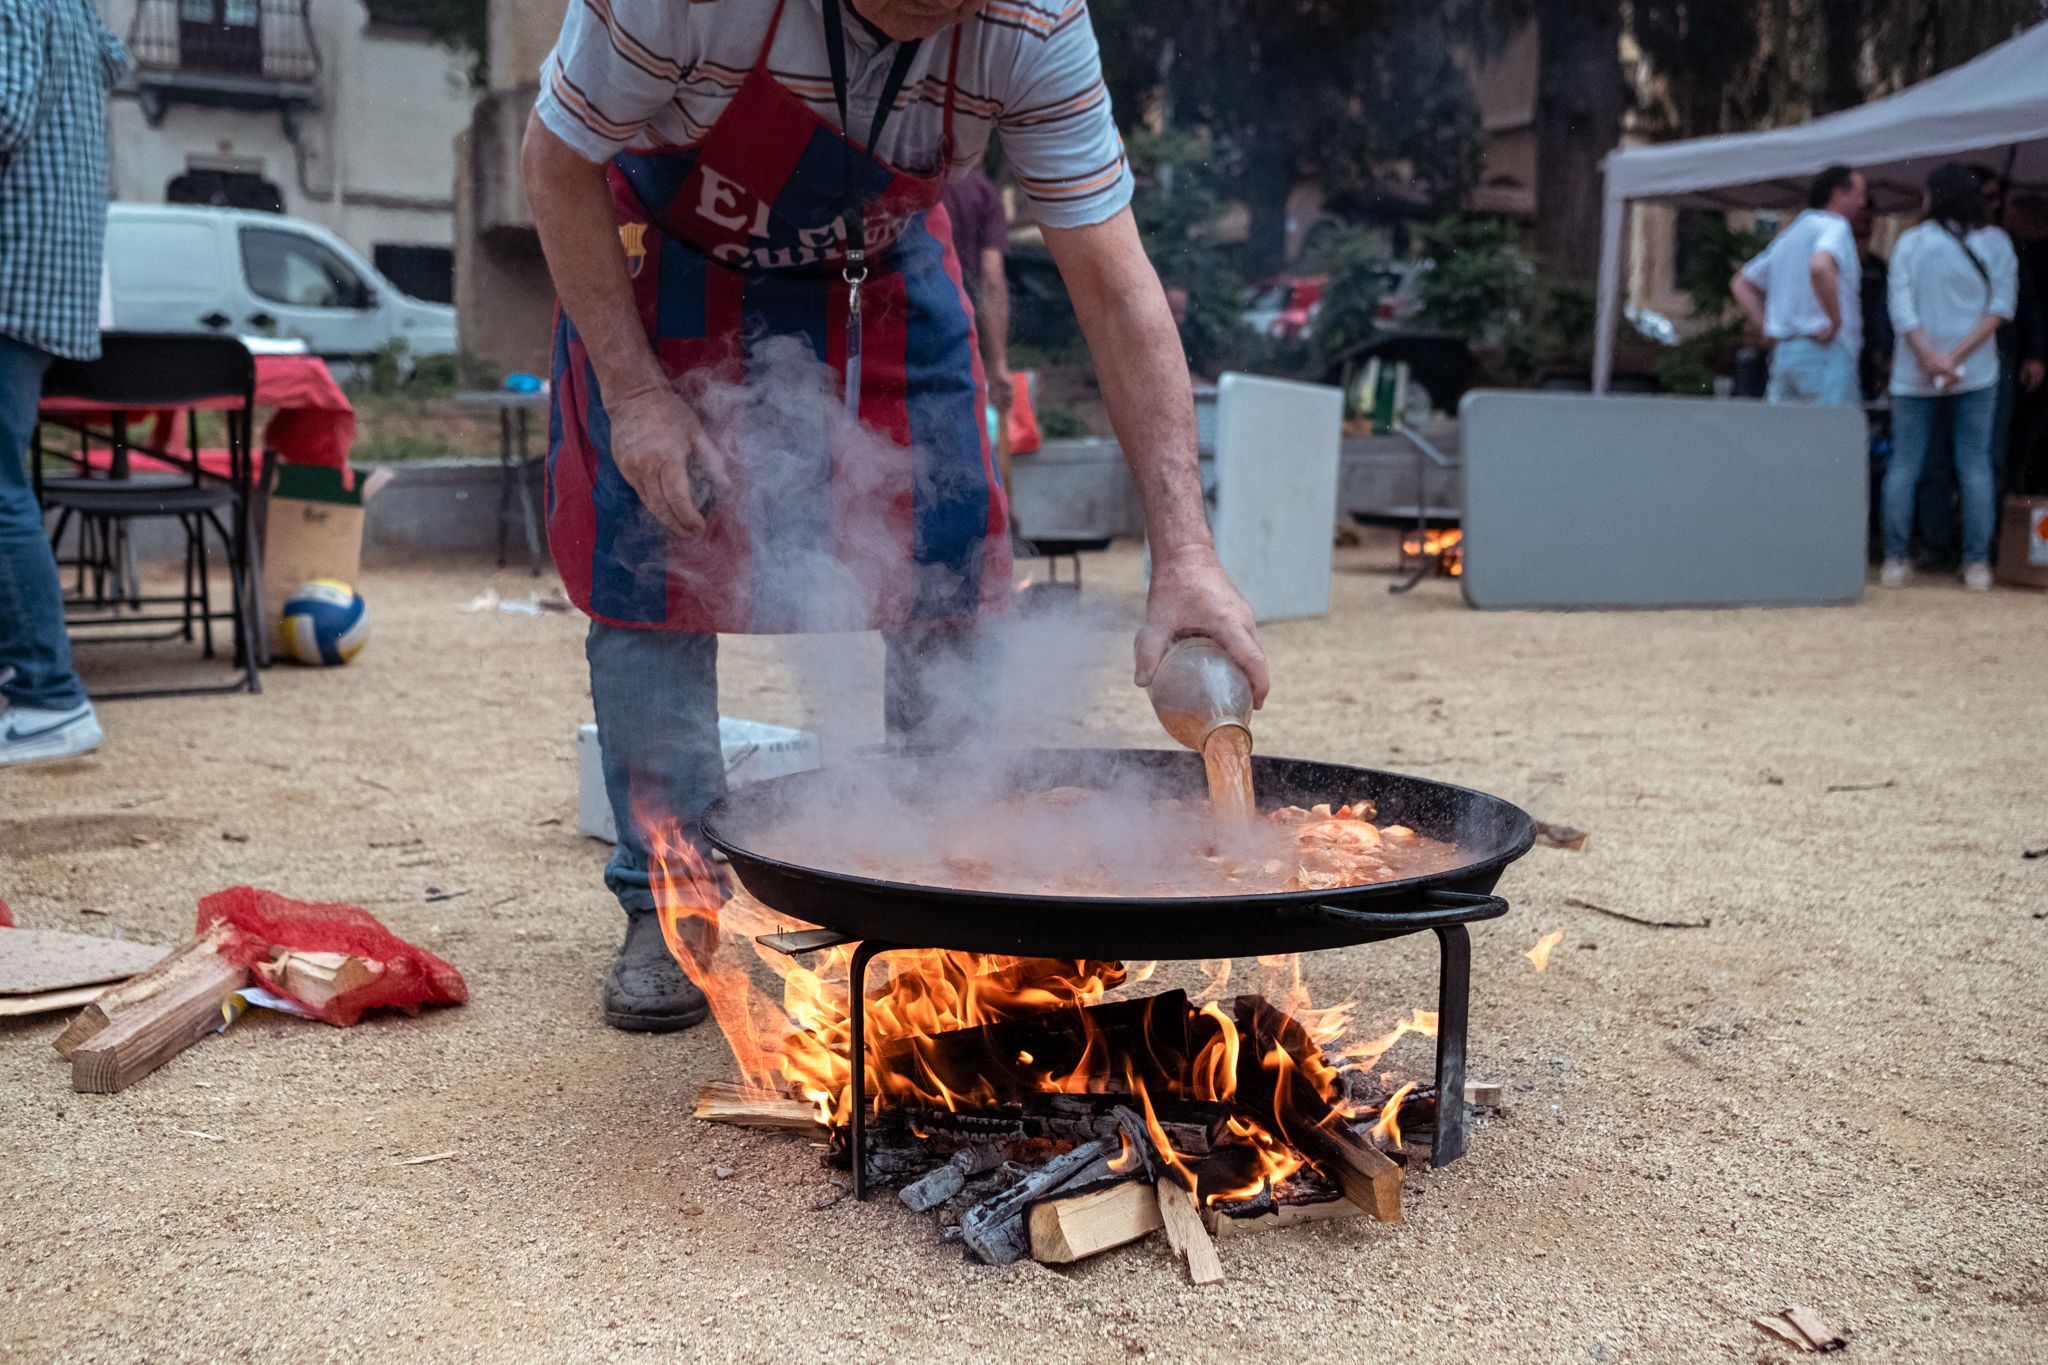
{"left": 1458, "top": 391, "right": 1867, "bottom": 610}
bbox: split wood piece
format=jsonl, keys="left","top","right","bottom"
{"left": 69, "top": 948, "right": 249, "bottom": 1093}
{"left": 53, "top": 923, "right": 238, "bottom": 1060}
{"left": 1154, "top": 1181, "right": 1225, "bottom": 1285}
{"left": 269, "top": 949, "right": 383, "bottom": 1010}
{"left": 1465, "top": 1081, "right": 1503, "bottom": 1109}
{"left": 1306, "top": 1118, "right": 1403, "bottom": 1222}
{"left": 1212, "top": 1195, "right": 1362, "bottom": 1235}
{"left": 1753, "top": 1307, "right": 1848, "bottom": 1353}
{"left": 958, "top": 1136, "right": 1112, "bottom": 1266}
{"left": 693, "top": 1080, "right": 818, "bottom": 1130}
{"left": 0, "top": 983, "right": 110, "bottom": 1020}
{"left": 1533, "top": 821, "right": 1589, "bottom": 852}
{"left": 1029, "top": 1179, "right": 1161, "bottom": 1263}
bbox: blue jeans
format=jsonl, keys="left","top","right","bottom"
{"left": 1885, "top": 387, "right": 1997, "bottom": 565}
{"left": 0, "top": 336, "right": 86, "bottom": 710}
{"left": 1767, "top": 339, "right": 1860, "bottom": 407}
{"left": 586, "top": 620, "right": 980, "bottom": 917}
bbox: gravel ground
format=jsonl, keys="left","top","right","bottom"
{"left": 3, "top": 544, "right": 2044, "bottom": 1365}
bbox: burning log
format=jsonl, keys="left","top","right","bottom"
{"left": 1028, "top": 1180, "right": 1163, "bottom": 1263}
{"left": 896, "top": 1091, "right": 1224, "bottom": 1157}
{"left": 1154, "top": 1180, "right": 1226, "bottom": 1286}
{"left": 879, "top": 990, "right": 1191, "bottom": 1102}
{"left": 958, "top": 1136, "right": 1117, "bottom": 1266}
{"left": 1235, "top": 996, "right": 1402, "bottom": 1222}
{"left": 693, "top": 1080, "right": 818, "bottom": 1130}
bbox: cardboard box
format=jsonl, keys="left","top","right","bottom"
{"left": 1994, "top": 495, "right": 2048, "bottom": 590}
{"left": 262, "top": 463, "right": 365, "bottom": 627}
{"left": 575, "top": 719, "right": 822, "bottom": 843}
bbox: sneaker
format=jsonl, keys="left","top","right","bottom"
{"left": 1962, "top": 563, "right": 1994, "bottom": 592}
{"left": 1879, "top": 559, "right": 1912, "bottom": 588}
{"left": 600, "top": 913, "right": 710, "bottom": 1032}
{"left": 0, "top": 701, "right": 103, "bottom": 767}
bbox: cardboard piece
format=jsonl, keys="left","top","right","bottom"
{"left": 262, "top": 463, "right": 365, "bottom": 628}
{"left": 1212, "top": 372, "right": 1345, "bottom": 622}
{"left": 576, "top": 718, "right": 821, "bottom": 842}
{"left": 1994, "top": 494, "right": 2048, "bottom": 590}
{"left": 0, "top": 929, "right": 169, "bottom": 996}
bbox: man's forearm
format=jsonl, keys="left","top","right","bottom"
{"left": 1730, "top": 274, "right": 1767, "bottom": 332}
{"left": 521, "top": 114, "right": 663, "bottom": 402}
{"left": 1043, "top": 212, "right": 1211, "bottom": 560}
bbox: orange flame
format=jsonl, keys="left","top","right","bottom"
{"left": 1401, "top": 527, "right": 1464, "bottom": 576}
{"left": 1525, "top": 929, "right": 1564, "bottom": 972}
{"left": 645, "top": 813, "right": 1441, "bottom": 1205}
{"left": 1370, "top": 1080, "right": 1419, "bottom": 1150}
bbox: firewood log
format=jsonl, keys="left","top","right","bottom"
{"left": 1028, "top": 1179, "right": 1161, "bottom": 1263}
{"left": 693, "top": 1081, "right": 818, "bottom": 1130}
{"left": 1154, "top": 1181, "right": 1226, "bottom": 1285}
{"left": 53, "top": 923, "right": 237, "bottom": 1060}
{"left": 69, "top": 947, "right": 249, "bottom": 1093}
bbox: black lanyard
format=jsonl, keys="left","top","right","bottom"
{"left": 820, "top": 0, "right": 922, "bottom": 282}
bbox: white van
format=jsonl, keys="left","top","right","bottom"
{"left": 105, "top": 204, "right": 457, "bottom": 363}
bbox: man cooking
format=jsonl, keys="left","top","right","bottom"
{"left": 524, "top": 0, "right": 1269, "bottom": 1031}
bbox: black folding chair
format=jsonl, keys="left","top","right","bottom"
{"left": 35, "top": 333, "right": 262, "bottom": 699}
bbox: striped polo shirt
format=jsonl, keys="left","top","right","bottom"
{"left": 535, "top": 0, "right": 1133, "bottom": 229}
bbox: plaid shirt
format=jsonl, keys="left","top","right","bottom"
{"left": 0, "top": 0, "right": 125, "bottom": 360}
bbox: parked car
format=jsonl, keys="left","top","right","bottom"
{"left": 1241, "top": 275, "right": 1325, "bottom": 339}
{"left": 105, "top": 204, "right": 456, "bottom": 363}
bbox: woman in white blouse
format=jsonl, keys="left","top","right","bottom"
{"left": 1881, "top": 162, "right": 2020, "bottom": 590}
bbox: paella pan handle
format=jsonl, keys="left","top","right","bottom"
{"left": 1300, "top": 888, "right": 1509, "bottom": 929}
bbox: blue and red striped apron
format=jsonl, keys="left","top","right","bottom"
{"left": 547, "top": 0, "right": 1010, "bottom": 634}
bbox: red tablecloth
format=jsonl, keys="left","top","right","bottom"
{"left": 39, "top": 352, "right": 355, "bottom": 472}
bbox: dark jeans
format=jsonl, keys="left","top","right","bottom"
{"left": 0, "top": 336, "right": 85, "bottom": 710}
{"left": 586, "top": 620, "right": 983, "bottom": 917}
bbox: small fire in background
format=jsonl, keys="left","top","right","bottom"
{"left": 1400, "top": 527, "right": 1464, "bottom": 578}
{"left": 642, "top": 816, "right": 1442, "bottom": 1206}
{"left": 1525, "top": 929, "right": 1564, "bottom": 971}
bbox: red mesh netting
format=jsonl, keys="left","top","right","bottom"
{"left": 197, "top": 886, "right": 467, "bottom": 1027}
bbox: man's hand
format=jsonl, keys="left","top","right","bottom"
{"left": 987, "top": 362, "right": 1013, "bottom": 412}
{"left": 2020, "top": 359, "right": 2045, "bottom": 393}
{"left": 1811, "top": 319, "right": 1840, "bottom": 345}
{"left": 605, "top": 384, "right": 732, "bottom": 538}
{"left": 1135, "top": 546, "right": 1270, "bottom": 707}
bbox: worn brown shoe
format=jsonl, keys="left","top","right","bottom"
{"left": 601, "top": 914, "right": 710, "bottom": 1032}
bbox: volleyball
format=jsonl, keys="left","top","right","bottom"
{"left": 279, "top": 580, "right": 369, "bottom": 666}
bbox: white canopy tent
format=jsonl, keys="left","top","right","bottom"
{"left": 1593, "top": 21, "right": 2048, "bottom": 392}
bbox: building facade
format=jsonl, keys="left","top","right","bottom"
{"left": 104, "top": 0, "right": 476, "bottom": 303}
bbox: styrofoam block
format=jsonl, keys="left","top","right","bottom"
{"left": 575, "top": 718, "right": 822, "bottom": 843}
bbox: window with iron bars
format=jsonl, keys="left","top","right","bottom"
{"left": 128, "top": 0, "right": 319, "bottom": 84}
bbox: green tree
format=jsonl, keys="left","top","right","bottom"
{"left": 1092, "top": 1, "right": 1484, "bottom": 278}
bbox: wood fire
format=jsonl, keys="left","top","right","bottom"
{"left": 645, "top": 822, "right": 1481, "bottom": 1284}
{"left": 1400, "top": 526, "right": 1464, "bottom": 577}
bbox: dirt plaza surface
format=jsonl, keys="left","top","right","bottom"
{"left": 4, "top": 545, "right": 2044, "bottom": 1364}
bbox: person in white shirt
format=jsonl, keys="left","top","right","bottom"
{"left": 1879, "top": 163, "right": 2020, "bottom": 591}
{"left": 1732, "top": 166, "right": 1868, "bottom": 406}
